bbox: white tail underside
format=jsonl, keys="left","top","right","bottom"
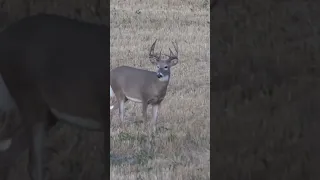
{"left": 110, "top": 86, "right": 115, "bottom": 110}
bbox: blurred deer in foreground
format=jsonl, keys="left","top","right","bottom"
{"left": 110, "top": 40, "right": 179, "bottom": 130}
{"left": 0, "top": 14, "right": 109, "bottom": 180}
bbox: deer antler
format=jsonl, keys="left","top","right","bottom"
{"left": 149, "top": 39, "right": 161, "bottom": 59}
{"left": 164, "top": 40, "right": 179, "bottom": 61}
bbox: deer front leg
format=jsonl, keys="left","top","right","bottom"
{"left": 151, "top": 104, "right": 160, "bottom": 132}
{"left": 152, "top": 104, "right": 160, "bottom": 123}
{"left": 142, "top": 102, "right": 148, "bottom": 121}
{"left": 119, "top": 98, "right": 125, "bottom": 121}
{"left": 28, "top": 121, "right": 46, "bottom": 180}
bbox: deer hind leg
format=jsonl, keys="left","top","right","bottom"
{"left": 26, "top": 107, "right": 52, "bottom": 180}
{"left": 118, "top": 99, "right": 124, "bottom": 121}
{"left": 110, "top": 86, "right": 117, "bottom": 110}
{"left": 28, "top": 121, "right": 45, "bottom": 180}
{"left": 0, "top": 127, "right": 34, "bottom": 180}
{"left": 99, "top": 96, "right": 110, "bottom": 180}
{"left": 142, "top": 102, "right": 148, "bottom": 122}
{"left": 115, "top": 93, "right": 127, "bottom": 122}
{"left": 0, "top": 108, "right": 58, "bottom": 180}
{"left": 16, "top": 99, "right": 50, "bottom": 180}
{"left": 1, "top": 78, "right": 51, "bottom": 180}
{"left": 0, "top": 129, "right": 25, "bottom": 180}
{"left": 0, "top": 166, "right": 9, "bottom": 180}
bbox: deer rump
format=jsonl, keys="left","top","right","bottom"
{"left": 0, "top": 14, "right": 109, "bottom": 151}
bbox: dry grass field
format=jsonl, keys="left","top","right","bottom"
{"left": 0, "top": 0, "right": 210, "bottom": 180}
{"left": 109, "top": 0, "right": 210, "bottom": 179}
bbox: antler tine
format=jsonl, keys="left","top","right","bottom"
{"left": 164, "top": 40, "right": 179, "bottom": 60}
{"left": 149, "top": 39, "right": 158, "bottom": 58}
{"left": 169, "top": 48, "right": 174, "bottom": 56}
{"left": 172, "top": 40, "right": 178, "bottom": 55}
{"left": 165, "top": 40, "right": 178, "bottom": 60}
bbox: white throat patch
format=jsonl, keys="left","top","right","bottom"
{"left": 158, "top": 75, "right": 169, "bottom": 82}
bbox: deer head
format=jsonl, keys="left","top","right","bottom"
{"left": 149, "top": 39, "right": 179, "bottom": 82}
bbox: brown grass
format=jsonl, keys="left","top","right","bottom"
{"left": 109, "top": 0, "right": 210, "bottom": 179}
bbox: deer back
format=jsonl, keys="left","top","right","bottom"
{"left": 0, "top": 14, "right": 110, "bottom": 122}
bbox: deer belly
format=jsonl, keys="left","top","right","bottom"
{"left": 126, "top": 96, "right": 143, "bottom": 103}
{"left": 50, "top": 108, "right": 102, "bottom": 130}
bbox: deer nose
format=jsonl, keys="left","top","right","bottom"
{"left": 157, "top": 73, "right": 163, "bottom": 78}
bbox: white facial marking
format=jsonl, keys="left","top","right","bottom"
{"left": 158, "top": 75, "right": 169, "bottom": 82}
{"left": 126, "top": 96, "right": 143, "bottom": 103}
{"left": 0, "top": 138, "right": 12, "bottom": 151}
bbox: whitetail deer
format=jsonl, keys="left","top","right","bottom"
{"left": 0, "top": 14, "right": 109, "bottom": 180}
{"left": 110, "top": 40, "right": 179, "bottom": 127}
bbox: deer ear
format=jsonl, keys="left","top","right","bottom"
{"left": 170, "top": 59, "right": 178, "bottom": 66}
{"left": 149, "top": 57, "right": 158, "bottom": 65}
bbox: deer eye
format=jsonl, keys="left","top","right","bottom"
{"left": 164, "top": 66, "right": 168, "bottom": 69}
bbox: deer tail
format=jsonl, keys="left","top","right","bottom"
{"left": 110, "top": 86, "right": 115, "bottom": 110}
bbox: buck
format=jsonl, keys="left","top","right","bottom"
{"left": 0, "top": 14, "right": 109, "bottom": 180}
{"left": 110, "top": 40, "right": 179, "bottom": 127}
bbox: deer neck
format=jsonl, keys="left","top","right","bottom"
{"left": 154, "top": 75, "right": 170, "bottom": 95}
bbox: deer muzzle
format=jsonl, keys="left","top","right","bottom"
{"left": 157, "top": 72, "right": 163, "bottom": 78}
